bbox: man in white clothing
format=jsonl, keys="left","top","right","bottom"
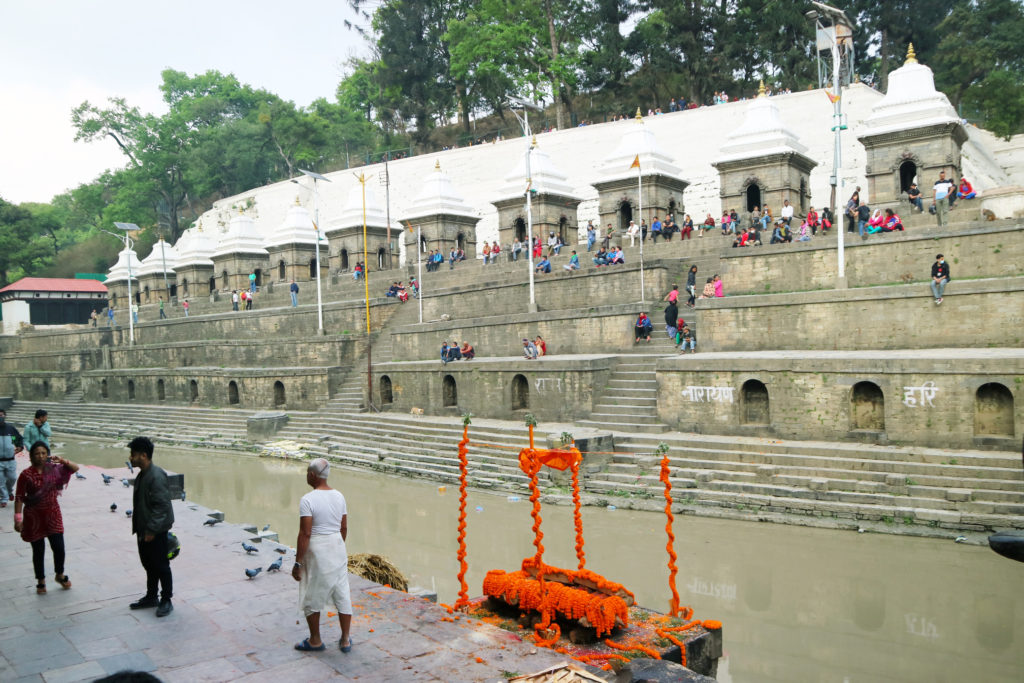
{"left": 292, "top": 458, "right": 353, "bottom": 652}
{"left": 780, "top": 199, "right": 794, "bottom": 227}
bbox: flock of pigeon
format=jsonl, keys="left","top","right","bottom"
{"left": 90, "top": 461, "right": 291, "bottom": 582}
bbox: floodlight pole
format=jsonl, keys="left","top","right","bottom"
{"left": 510, "top": 99, "right": 541, "bottom": 312}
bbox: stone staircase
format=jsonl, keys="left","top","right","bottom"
{"left": 62, "top": 377, "right": 84, "bottom": 404}
{"left": 5, "top": 399, "right": 1021, "bottom": 531}
{"left": 577, "top": 352, "right": 674, "bottom": 434}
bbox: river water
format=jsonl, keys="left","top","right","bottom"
{"left": 64, "top": 438, "right": 1021, "bottom": 682}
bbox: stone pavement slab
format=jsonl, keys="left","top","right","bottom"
{"left": 0, "top": 453, "right": 607, "bottom": 682}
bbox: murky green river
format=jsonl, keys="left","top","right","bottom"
{"left": 62, "top": 438, "right": 1022, "bottom": 682}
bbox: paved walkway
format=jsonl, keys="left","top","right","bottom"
{"left": 0, "top": 454, "right": 591, "bottom": 682}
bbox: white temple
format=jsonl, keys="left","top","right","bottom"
{"left": 494, "top": 142, "right": 578, "bottom": 201}
{"left": 137, "top": 239, "right": 178, "bottom": 277}
{"left": 861, "top": 49, "right": 961, "bottom": 137}
{"left": 717, "top": 84, "right": 811, "bottom": 163}
{"left": 400, "top": 162, "right": 479, "bottom": 222}
{"left": 213, "top": 211, "right": 269, "bottom": 258}
{"left": 595, "top": 111, "right": 685, "bottom": 183}
{"left": 105, "top": 247, "right": 143, "bottom": 284}
{"left": 264, "top": 200, "right": 317, "bottom": 249}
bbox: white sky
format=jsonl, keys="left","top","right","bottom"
{"left": 0, "top": 1, "right": 370, "bottom": 205}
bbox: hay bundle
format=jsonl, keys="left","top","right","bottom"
{"left": 348, "top": 553, "right": 409, "bottom": 592}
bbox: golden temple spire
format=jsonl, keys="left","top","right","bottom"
{"left": 905, "top": 43, "right": 918, "bottom": 65}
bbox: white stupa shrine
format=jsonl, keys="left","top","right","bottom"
{"left": 211, "top": 210, "right": 271, "bottom": 292}
{"left": 591, "top": 110, "right": 689, "bottom": 232}
{"left": 104, "top": 247, "right": 143, "bottom": 305}
{"left": 713, "top": 81, "right": 818, "bottom": 215}
{"left": 264, "top": 199, "right": 324, "bottom": 283}
{"left": 858, "top": 45, "right": 967, "bottom": 205}
{"left": 137, "top": 238, "right": 179, "bottom": 303}
{"left": 400, "top": 161, "right": 480, "bottom": 257}
{"left": 491, "top": 139, "right": 582, "bottom": 250}
{"left": 172, "top": 223, "right": 217, "bottom": 299}
{"left": 325, "top": 184, "right": 399, "bottom": 273}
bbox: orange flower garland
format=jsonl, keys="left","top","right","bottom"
{"left": 570, "top": 453, "right": 586, "bottom": 569}
{"left": 654, "top": 619, "right": 703, "bottom": 667}
{"left": 658, "top": 444, "right": 680, "bottom": 616}
{"left": 454, "top": 419, "right": 470, "bottom": 610}
{"left": 604, "top": 637, "right": 663, "bottom": 660}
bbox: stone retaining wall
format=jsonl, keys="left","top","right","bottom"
{"left": 80, "top": 366, "right": 336, "bottom": 411}
{"left": 656, "top": 351, "right": 1024, "bottom": 449}
{"left": 698, "top": 277, "right": 1024, "bottom": 352}
{"left": 372, "top": 357, "right": 616, "bottom": 422}
{"left": 722, "top": 223, "right": 1024, "bottom": 295}
{"left": 391, "top": 304, "right": 671, "bottom": 360}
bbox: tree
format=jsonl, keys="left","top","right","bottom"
{"left": 932, "top": 0, "right": 1024, "bottom": 137}
{"left": 0, "top": 197, "right": 51, "bottom": 285}
{"left": 72, "top": 98, "right": 192, "bottom": 241}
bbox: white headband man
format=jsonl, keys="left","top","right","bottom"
{"left": 292, "top": 458, "right": 353, "bottom": 652}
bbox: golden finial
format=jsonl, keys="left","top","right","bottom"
{"left": 905, "top": 43, "right": 918, "bottom": 65}
{"left": 237, "top": 207, "right": 244, "bottom": 215}
{"left": 635, "top": 107, "right": 643, "bottom": 120}
{"left": 434, "top": 160, "right": 441, "bottom": 171}
{"left": 531, "top": 135, "right": 538, "bottom": 148}
{"left": 758, "top": 80, "right": 766, "bottom": 97}
{"left": 294, "top": 196, "right": 301, "bottom": 205}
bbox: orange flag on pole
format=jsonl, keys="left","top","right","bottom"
{"left": 630, "top": 154, "right": 640, "bottom": 170}
{"left": 825, "top": 89, "right": 840, "bottom": 104}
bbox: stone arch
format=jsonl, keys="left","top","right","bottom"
{"left": 457, "top": 233, "right": 466, "bottom": 251}
{"left": 157, "top": 379, "right": 165, "bottom": 401}
{"left": 377, "top": 247, "right": 386, "bottom": 270}
{"left": 169, "top": 283, "right": 177, "bottom": 298}
{"left": 309, "top": 257, "right": 318, "bottom": 279}
{"left": 42, "top": 380, "right": 49, "bottom": 398}
{"left": 273, "top": 380, "right": 286, "bottom": 407}
{"left": 253, "top": 269, "right": 262, "bottom": 287}
{"left": 182, "top": 279, "right": 189, "bottom": 296}
{"left": 799, "top": 178, "right": 808, "bottom": 212}
{"left": 744, "top": 182, "right": 763, "bottom": 213}
{"left": 208, "top": 276, "right": 216, "bottom": 293}
{"left": 558, "top": 216, "right": 568, "bottom": 245}
{"left": 741, "top": 379, "right": 770, "bottom": 425}
{"left": 975, "top": 383, "right": 1014, "bottom": 437}
{"left": 221, "top": 269, "right": 229, "bottom": 289}
{"left": 899, "top": 159, "right": 917, "bottom": 194}
{"left": 279, "top": 260, "right": 286, "bottom": 279}
{"left": 143, "top": 285, "right": 150, "bottom": 301}
{"left": 511, "top": 374, "right": 529, "bottom": 411}
{"left": 228, "top": 380, "right": 240, "bottom": 405}
{"left": 189, "top": 379, "right": 199, "bottom": 403}
{"left": 851, "top": 382, "right": 885, "bottom": 431}
{"left": 442, "top": 374, "right": 457, "bottom": 407}
{"left": 127, "top": 380, "right": 136, "bottom": 401}
{"left": 514, "top": 217, "right": 526, "bottom": 242}
{"left": 340, "top": 248, "right": 349, "bottom": 271}
{"left": 618, "top": 200, "right": 633, "bottom": 232}
{"left": 101, "top": 379, "right": 109, "bottom": 399}
{"left": 668, "top": 198, "right": 678, "bottom": 219}
{"left": 380, "top": 375, "right": 393, "bottom": 404}
{"left": 419, "top": 235, "right": 427, "bottom": 253}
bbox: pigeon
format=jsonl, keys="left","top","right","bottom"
{"left": 954, "top": 536, "right": 968, "bottom": 543}
{"left": 262, "top": 523, "right": 271, "bottom": 531}
{"left": 267, "top": 557, "right": 283, "bottom": 573}
{"left": 274, "top": 547, "right": 288, "bottom": 554}
{"left": 244, "top": 567, "right": 262, "bottom": 580}
{"left": 101, "top": 473, "right": 114, "bottom": 485}
{"left": 125, "top": 509, "right": 133, "bottom": 518}
{"left": 242, "top": 542, "right": 259, "bottom": 554}
{"left": 110, "top": 503, "right": 117, "bottom": 512}
{"left": 121, "top": 478, "right": 130, "bottom": 488}
{"left": 74, "top": 472, "right": 86, "bottom": 480}
{"left": 125, "top": 460, "right": 134, "bottom": 474}
{"left": 203, "top": 518, "right": 221, "bottom": 526}
{"left": 180, "top": 491, "right": 187, "bottom": 501}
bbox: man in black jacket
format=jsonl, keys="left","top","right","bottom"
{"left": 128, "top": 436, "right": 175, "bottom": 617}
{"left": 930, "top": 254, "right": 951, "bottom": 305}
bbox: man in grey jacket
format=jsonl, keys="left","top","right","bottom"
{"left": 128, "top": 436, "right": 175, "bottom": 617}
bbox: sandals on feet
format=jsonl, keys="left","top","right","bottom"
{"left": 56, "top": 574, "right": 72, "bottom": 589}
{"left": 340, "top": 638, "right": 353, "bottom": 653}
{"left": 36, "top": 582, "right": 46, "bottom": 594}
{"left": 294, "top": 638, "right": 326, "bottom": 652}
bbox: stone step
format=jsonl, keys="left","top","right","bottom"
{"left": 576, "top": 419, "right": 669, "bottom": 434}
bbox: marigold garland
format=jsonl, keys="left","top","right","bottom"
{"left": 454, "top": 421, "right": 470, "bottom": 611}
{"left": 570, "top": 453, "right": 586, "bottom": 569}
{"left": 659, "top": 445, "right": 681, "bottom": 616}
{"left": 702, "top": 619, "right": 722, "bottom": 630}
{"left": 655, "top": 619, "right": 703, "bottom": 667}
{"left": 604, "top": 637, "right": 662, "bottom": 660}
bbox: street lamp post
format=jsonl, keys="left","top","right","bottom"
{"left": 510, "top": 98, "right": 543, "bottom": 313}
{"left": 109, "top": 222, "right": 140, "bottom": 345}
{"left": 295, "top": 169, "right": 331, "bottom": 334}
{"left": 807, "top": 2, "right": 853, "bottom": 287}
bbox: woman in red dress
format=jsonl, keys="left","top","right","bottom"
{"left": 13, "top": 441, "right": 80, "bottom": 594}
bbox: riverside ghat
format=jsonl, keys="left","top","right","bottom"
{"left": 0, "top": 439, "right": 721, "bottom": 682}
